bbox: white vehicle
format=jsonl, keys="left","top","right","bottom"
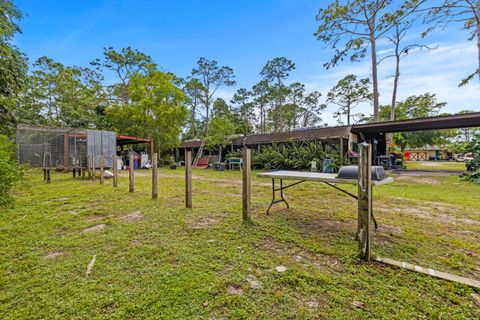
{"left": 463, "top": 152, "right": 474, "bottom": 162}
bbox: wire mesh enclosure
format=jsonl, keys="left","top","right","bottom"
{"left": 16, "top": 125, "right": 116, "bottom": 169}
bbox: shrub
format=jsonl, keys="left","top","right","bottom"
{"left": 0, "top": 135, "right": 25, "bottom": 207}
{"left": 228, "top": 141, "right": 340, "bottom": 171}
{"left": 461, "top": 134, "right": 480, "bottom": 184}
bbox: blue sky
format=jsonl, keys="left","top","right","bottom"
{"left": 15, "top": 0, "right": 480, "bottom": 124}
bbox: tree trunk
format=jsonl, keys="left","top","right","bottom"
{"left": 477, "top": 22, "right": 480, "bottom": 82}
{"left": 388, "top": 50, "right": 401, "bottom": 149}
{"left": 218, "top": 146, "right": 222, "bottom": 162}
{"left": 205, "top": 95, "right": 210, "bottom": 133}
{"left": 347, "top": 103, "right": 351, "bottom": 126}
{"left": 370, "top": 25, "right": 379, "bottom": 122}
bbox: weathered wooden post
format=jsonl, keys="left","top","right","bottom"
{"left": 91, "top": 155, "right": 96, "bottom": 181}
{"left": 357, "top": 142, "right": 372, "bottom": 261}
{"left": 152, "top": 152, "right": 158, "bottom": 199}
{"left": 113, "top": 155, "right": 118, "bottom": 188}
{"left": 185, "top": 150, "right": 192, "bottom": 208}
{"left": 99, "top": 156, "right": 105, "bottom": 184}
{"left": 87, "top": 156, "right": 91, "bottom": 180}
{"left": 242, "top": 147, "right": 252, "bottom": 222}
{"left": 43, "top": 168, "right": 47, "bottom": 182}
{"left": 129, "top": 154, "right": 134, "bottom": 193}
{"left": 46, "top": 168, "right": 51, "bottom": 184}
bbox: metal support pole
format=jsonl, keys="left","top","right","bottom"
{"left": 99, "top": 156, "right": 104, "bottom": 184}
{"left": 113, "top": 155, "right": 118, "bottom": 188}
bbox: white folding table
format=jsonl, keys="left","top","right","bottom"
{"left": 257, "top": 170, "right": 393, "bottom": 229}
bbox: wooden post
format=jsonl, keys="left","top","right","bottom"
{"left": 43, "top": 168, "right": 47, "bottom": 182}
{"left": 45, "top": 168, "right": 51, "bottom": 184}
{"left": 242, "top": 148, "right": 252, "bottom": 222}
{"left": 185, "top": 150, "right": 192, "bottom": 208}
{"left": 357, "top": 142, "right": 372, "bottom": 261}
{"left": 113, "top": 155, "right": 118, "bottom": 188}
{"left": 339, "top": 137, "right": 344, "bottom": 165}
{"left": 152, "top": 153, "right": 158, "bottom": 199}
{"left": 87, "top": 156, "right": 91, "bottom": 180}
{"left": 129, "top": 154, "right": 134, "bottom": 193}
{"left": 99, "top": 156, "right": 104, "bottom": 184}
{"left": 92, "top": 155, "right": 96, "bottom": 181}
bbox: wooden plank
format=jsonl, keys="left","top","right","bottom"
{"left": 185, "top": 150, "right": 192, "bottom": 208}
{"left": 357, "top": 142, "right": 372, "bottom": 261}
{"left": 375, "top": 257, "right": 480, "bottom": 289}
{"left": 87, "top": 156, "right": 91, "bottom": 180}
{"left": 129, "top": 154, "right": 134, "bottom": 193}
{"left": 91, "top": 155, "right": 96, "bottom": 181}
{"left": 242, "top": 148, "right": 252, "bottom": 222}
{"left": 113, "top": 155, "right": 118, "bottom": 188}
{"left": 46, "top": 169, "right": 51, "bottom": 184}
{"left": 152, "top": 152, "right": 158, "bottom": 199}
{"left": 99, "top": 156, "right": 104, "bottom": 184}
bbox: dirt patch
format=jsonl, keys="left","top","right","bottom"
{"left": 395, "top": 175, "right": 439, "bottom": 185}
{"left": 256, "top": 237, "right": 343, "bottom": 272}
{"left": 85, "top": 215, "right": 107, "bottom": 222}
{"left": 226, "top": 284, "right": 244, "bottom": 295}
{"left": 44, "top": 251, "right": 64, "bottom": 259}
{"left": 83, "top": 223, "right": 106, "bottom": 232}
{"left": 377, "top": 203, "right": 480, "bottom": 226}
{"left": 119, "top": 211, "right": 144, "bottom": 222}
{"left": 190, "top": 217, "right": 219, "bottom": 229}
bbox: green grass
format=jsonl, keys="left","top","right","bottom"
{"left": 1, "top": 168, "right": 479, "bottom": 319}
{"left": 405, "top": 160, "right": 467, "bottom": 171}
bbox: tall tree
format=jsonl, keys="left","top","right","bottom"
{"left": 425, "top": 0, "right": 480, "bottom": 85}
{"left": 106, "top": 70, "right": 188, "bottom": 153}
{"left": 205, "top": 115, "right": 236, "bottom": 161}
{"left": 190, "top": 58, "right": 235, "bottom": 133}
{"left": 183, "top": 78, "right": 205, "bottom": 138}
{"left": 231, "top": 88, "right": 255, "bottom": 135}
{"left": 0, "top": 0, "right": 28, "bottom": 135}
{"left": 315, "top": 0, "right": 423, "bottom": 122}
{"left": 91, "top": 47, "right": 155, "bottom": 105}
{"left": 260, "top": 57, "right": 295, "bottom": 132}
{"left": 378, "top": 93, "right": 451, "bottom": 151}
{"left": 326, "top": 75, "right": 373, "bottom": 125}
{"left": 252, "top": 80, "right": 269, "bottom": 134}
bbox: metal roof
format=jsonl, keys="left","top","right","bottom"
{"left": 350, "top": 112, "right": 480, "bottom": 135}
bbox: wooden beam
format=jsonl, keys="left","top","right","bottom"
{"left": 152, "top": 153, "right": 158, "bottom": 199}
{"left": 91, "top": 155, "right": 96, "bottom": 181}
{"left": 242, "top": 148, "right": 252, "bottom": 222}
{"left": 129, "top": 154, "right": 134, "bottom": 193}
{"left": 112, "top": 155, "right": 118, "bottom": 188}
{"left": 99, "top": 156, "right": 104, "bottom": 184}
{"left": 374, "top": 257, "right": 480, "bottom": 289}
{"left": 185, "top": 150, "right": 192, "bottom": 208}
{"left": 87, "top": 156, "right": 91, "bottom": 180}
{"left": 357, "top": 142, "right": 372, "bottom": 261}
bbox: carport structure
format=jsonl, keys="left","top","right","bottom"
{"left": 349, "top": 112, "right": 480, "bottom": 289}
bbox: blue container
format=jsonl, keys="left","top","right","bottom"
{"left": 322, "top": 159, "right": 332, "bottom": 173}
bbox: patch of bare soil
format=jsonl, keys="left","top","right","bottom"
{"left": 44, "top": 251, "right": 64, "bottom": 259}
{"left": 226, "top": 284, "right": 244, "bottom": 295}
{"left": 119, "top": 211, "right": 144, "bottom": 222}
{"left": 395, "top": 175, "right": 439, "bottom": 185}
{"left": 190, "top": 217, "right": 220, "bottom": 229}
{"left": 256, "top": 237, "right": 343, "bottom": 273}
{"left": 83, "top": 223, "right": 106, "bottom": 232}
{"left": 85, "top": 214, "right": 107, "bottom": 222}
{"left": 377, "top": 203, "right": 480, "bottom": 226}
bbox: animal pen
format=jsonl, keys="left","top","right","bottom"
{"left": 16, "top": 125, "right": 116, "bottom": 179}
